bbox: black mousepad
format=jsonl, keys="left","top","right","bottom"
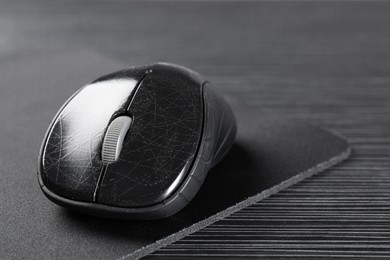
{"left": 0, "top": 50, "right": 350, "bottom": 260}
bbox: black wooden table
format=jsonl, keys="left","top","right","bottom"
{"left": 1, "top": 1, "right": 389, "bottom": 258}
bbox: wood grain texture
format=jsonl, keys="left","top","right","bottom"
{"left": 1, "top": 0, "right": 389, "bottom": 259}
{"left": 141, "top": 2, "right": 390, "bottom": 258}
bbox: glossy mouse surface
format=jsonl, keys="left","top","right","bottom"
{"left": 38, "top": 63, "right": 236, "bottom": 219}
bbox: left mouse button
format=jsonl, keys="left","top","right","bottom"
{"left": 101, "top": 116, "right": 132, "bottom": 164}
{"left": 40, "top": 77, "right": 139, "bottom": 202}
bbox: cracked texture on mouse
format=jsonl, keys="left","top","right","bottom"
{"left": 97, "top": 67, "right": 203, "bottom": 207}
{"left": 41, "top": 79, "right": 139, "bottom": 201}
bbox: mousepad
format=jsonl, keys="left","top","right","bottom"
{"left": 0, "top": 50, "right": 350, "bottom": 259}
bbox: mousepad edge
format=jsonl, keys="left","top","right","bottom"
{"left": 125, "top": 144, "right": 351, "bottom": 259}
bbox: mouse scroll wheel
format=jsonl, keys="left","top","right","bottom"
{"left": 101, "top": 116, "right": 132, "bottom": 164}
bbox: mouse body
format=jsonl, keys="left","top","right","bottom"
{"left": 38, "top": 63, "right": 236, "bottom": 219}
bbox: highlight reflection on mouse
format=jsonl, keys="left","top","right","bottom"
{"left": 38, "top": 63, "right": 237, "bottom": 219}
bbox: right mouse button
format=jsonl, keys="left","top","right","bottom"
{"left": 96, "top": 65, "right": 204, "bottom": 208}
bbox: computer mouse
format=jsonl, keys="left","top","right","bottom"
{"left": 37, "top": 63, "right": 236, "bottom": 219}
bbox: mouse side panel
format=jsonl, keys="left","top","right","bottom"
{"left": 162, "top": 83, "right": 237, "bottom": 217}
{"left": 206, "top": 85, "right": 237, "bottom": 169}
{"left": 97, "top": 64, "right": 205, "bottom": 208}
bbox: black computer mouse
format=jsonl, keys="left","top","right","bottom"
{"left": 37, "top": 63, "right": 236, "bottom": 219}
